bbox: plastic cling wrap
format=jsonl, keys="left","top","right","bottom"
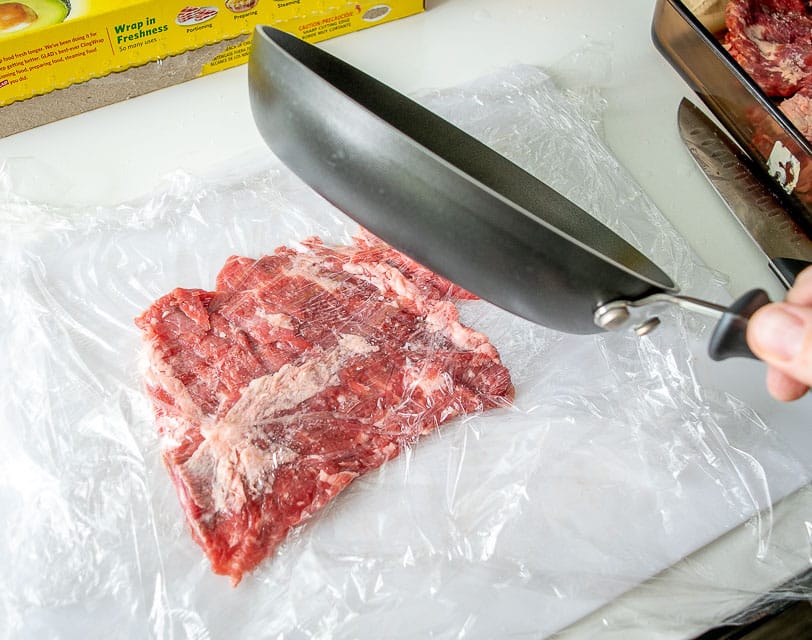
{"left": 2, "top": 66, "right": 812, "bottom": 638}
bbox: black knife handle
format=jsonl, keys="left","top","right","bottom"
{"left": 708, "top": 289, "right": 771, "bottom": 361}
{"left": 772, "top": 258, "right": 812, "bottom": 289}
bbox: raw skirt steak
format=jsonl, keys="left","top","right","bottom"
{"left": 135, "top": 232, "right": 514, "bottom": 584}
{"left": 725, "top": 0, "right": 812, "bottom": 98}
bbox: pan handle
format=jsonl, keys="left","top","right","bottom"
{"left": 594, "top": 289, "right": 771, "bottom": 361}
{"left": 708, "top": 289, "right": 770, "bottom": 361}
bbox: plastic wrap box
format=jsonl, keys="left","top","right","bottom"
{"left": 0, "top": 0, "right": 424, "bottom": 137}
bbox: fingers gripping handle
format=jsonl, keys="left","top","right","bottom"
{"left": 708, "top": 289, "right": 771, "bottom": 361}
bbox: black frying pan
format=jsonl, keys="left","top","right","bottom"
{"left": 247, "top": 25, "right": 769, "bottom": 360}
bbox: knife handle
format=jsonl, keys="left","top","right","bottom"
{"left": 772, "top": 258, "right": 812, "bottom": 289}
{"left": 708, "top": 289, "right": 771, "bottom": 361}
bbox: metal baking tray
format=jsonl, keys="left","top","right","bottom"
{"left": 652, "top": 0, "right": 812, "bottom": 236}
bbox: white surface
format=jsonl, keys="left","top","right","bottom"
{"left": 2, "top": 0, "right": 810, "bottom": 637}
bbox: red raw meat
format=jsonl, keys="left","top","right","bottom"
{"left": 725, "top": 0, "right": 812, "bottom": 97}
{"left": 780, "top": 84, "right": 812, "bottom": 140}
{"left": 135, "top": 232, "right": 513, "bottom": 584}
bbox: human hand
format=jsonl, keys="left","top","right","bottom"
{"left": 747, "top": 266, "right": 812, "bottom": 401}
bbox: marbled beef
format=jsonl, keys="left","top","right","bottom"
{"left": 725, "top": 0, "right": 812, "bottom": 97}
{"left": 135, "top": 232, "right": 513, "bottom": 584}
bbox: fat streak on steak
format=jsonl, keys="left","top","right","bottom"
{"left": 135, "top": 231, "right": 513, "bottom": 584}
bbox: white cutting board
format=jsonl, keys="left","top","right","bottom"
{"left": 3, "top": 64, "right": 811, "bottom": 639}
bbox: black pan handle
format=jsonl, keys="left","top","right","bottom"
{"left": 710, "top": 259, "right": 812, "bottom": 360}
{"left": 708, "top": 289, "right": 770, "bottom": 361}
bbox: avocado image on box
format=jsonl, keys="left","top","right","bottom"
{"left": 0, "top": 0, "right": 70, "bottom": 37}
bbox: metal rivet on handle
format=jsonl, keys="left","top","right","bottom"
{"left": 594, "top": 305, "right": 630, "bottom": 331}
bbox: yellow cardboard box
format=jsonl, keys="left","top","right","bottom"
{"left": 0, "top": 0, "right": 424, "bottom": 136}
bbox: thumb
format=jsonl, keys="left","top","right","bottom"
{"left": 747, "top": 302, "right": 812, "bottom": 390}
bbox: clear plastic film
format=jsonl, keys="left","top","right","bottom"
{"left": 2, "top": 65, "right": 812, "bottom": 639}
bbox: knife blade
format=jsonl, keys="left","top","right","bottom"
{"left": 678, "top": 98, "right": 812, "bottom": 288}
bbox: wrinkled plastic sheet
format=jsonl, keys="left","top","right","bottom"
{"left": 2, "top": 65, "right": 811, "bottom": 638}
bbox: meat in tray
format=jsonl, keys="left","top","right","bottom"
{"left": 653, "top": 0, "right": 812, "bottom": 236}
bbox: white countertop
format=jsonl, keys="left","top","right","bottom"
{"left": 2, "top": 1, "right": 809, "bottom": 637}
